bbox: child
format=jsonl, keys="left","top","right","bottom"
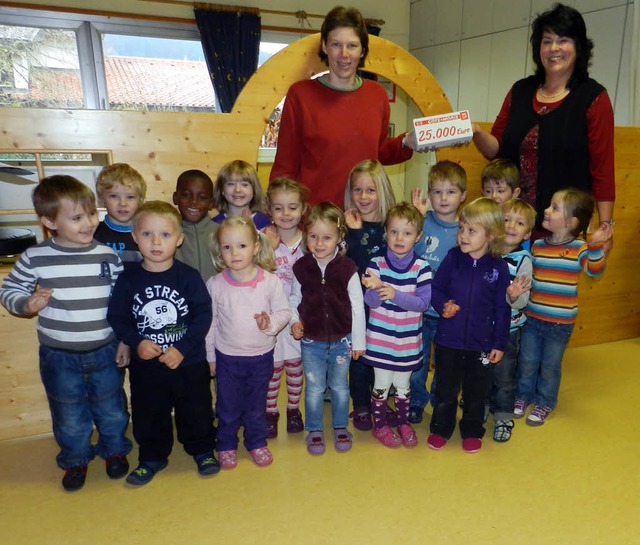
{"left": 480, "top": 158, "right": 521, "bottom": 204}
{"left": 263, "top": 177, "right": 308, "bottom": 438}
{"left": 94, "top": 163, "right": 146, "bottom": 270}
{"left": 515, "top": 189, "right": 611, "bottom": 426}
{"left": 427, "top": 198, "right": 511, "bottom": 454}
{"left": 490, "top": 199, "right": 536, "bottom": 442}
{"left": 343, "top": 159, "right": 396, "bottom": 431}
{"left": 290, "top": 202, "right": 366, "bottom": 455}
{"left": 173, "top": 169, "right": 217, "bottom": 283}
{"left": 212, "top": 160, "right": 271, "bottom": 230}
{"left": 107, "top": 201, "right": 218, "bottom": 486}
{"left": 0, "top": 175, "right": 131, "bottom": 492}
{"left": 361, "top": 203, "right": 432, "bottom": 448}
{"left": 409, "top": 160, "right": 467, "bottom": 423}
{"left": 206, "top": 216, "right": 291, "bottom": 469}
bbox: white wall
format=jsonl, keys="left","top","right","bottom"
{"left": 409, "top": 0, "right": 635, "bottom": 126}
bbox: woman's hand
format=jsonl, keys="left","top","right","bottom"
{"left": 590, "top": 221, "right": 613, "bottom": 247}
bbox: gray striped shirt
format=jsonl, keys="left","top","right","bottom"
{"left": 0, "top": 239, "right": 123, "bottom": 351}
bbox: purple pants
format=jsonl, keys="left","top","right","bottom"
{"left": 215, "top": 349, "right": 274, "bottom": 452}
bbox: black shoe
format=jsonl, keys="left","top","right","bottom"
{"left": 105, "top": 454, "right": 130, "bottom": 479}
{"left": 126, "top": 460, "right": 168, "bottom": 486}
{"left": 193, "top": 452, "right": 221, "bottom": 477}
{"left": 62, "top": 465, "right": 87, "bottom": 492}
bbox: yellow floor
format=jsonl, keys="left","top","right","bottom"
{"left": 1, "top": 339, "right": 640, "bottom": 545}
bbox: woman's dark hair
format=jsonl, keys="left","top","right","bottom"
{"left": 530, "top": 3, "right": 593, "bottom": 88}
{"left": 318, "top": 6, "right": 369, "bottom": 67}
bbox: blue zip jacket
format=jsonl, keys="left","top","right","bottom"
{"left": 431, "top": 247, "right": 511, "bottom": 353}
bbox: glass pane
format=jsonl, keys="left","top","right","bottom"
{"left": 102, "top": 34, "right": 215, "bottom": 113}
{"left": 0, "top": 24, "right": 82, "bottom": 108}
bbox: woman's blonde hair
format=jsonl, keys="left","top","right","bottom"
{"left": 210, "top": 215, "right": 275, "bottom": 272}
{"left": 303, "top": 202, "right": 348, "bottom": 256}
{"left": 343, "top": 160, "right": 396, "bottom": 224}
{"left": 458, "top": 197, "right": 505, "bottom": 257}
{"left": 214, "top": 160, "right": 265, "bottom": 214}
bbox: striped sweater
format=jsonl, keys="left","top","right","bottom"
{"left": 526, "top": 237, "right": 606, "bottom": 325}
{"left": 0, "top": 239, "right": 122, "bottom": 351}
{"left": 363, "top": 251, "right": 432, "bottom": 371}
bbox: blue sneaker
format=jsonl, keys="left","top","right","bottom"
{"left": 193, "top": 452, "right": 221, "bottom": 476}
{"left": 126, "top": 460, "right": 168, "bottom": 486}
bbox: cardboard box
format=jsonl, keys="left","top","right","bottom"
{"left": 412, "top": 110, "right": 473, "bottom": 151}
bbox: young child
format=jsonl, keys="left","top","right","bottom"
{"left": 206, "top": 216, "right": 291, "bottom": 469}
{"left": 173, "top": 169, "right": 217, "bottom": 283}
{"left": 427, "top": 198, "right": 511, "bottom": 454}
{"left": 290, "top": 203, "right": 366, "bottom": 455}
{"left": 107, "top": 201, "right": 218, "bottom": 486}
{"left": 480, "top": 158, "right": 521, "bottom": 204}
{"left": 212, "top": 160, "right": 271, "bottom": 230}
{"left": 0, "top": 175, "right": 131, "bottom": 492}
{"left": 490, "top": 198, "right": 536, "bottom": 442}
{"left": 263, "top": 177, "right": 308, "bottom": 438}
{"left": 515, "top": 189, "right": 611, "bottom": 426}
{"left": 409, "top": 160, "right": 468, "bottom": 423}
{"left": 343, "top": 159, "right": 396, "bottom": 431}
{"left": 361, "top": 203, "right": 432, "bottom": 448}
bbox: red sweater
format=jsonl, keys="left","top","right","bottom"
{"left": 271, "top": 78, "right": 412, "bottom": 208}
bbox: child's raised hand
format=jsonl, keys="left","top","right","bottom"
{"left": 411, "top": 188, "right": 430, "bottom": 216}
{"left": 506, "top": 275, "right": 531, "bottom": 301}
{"left": 25, "top": 287, "right": 53, "bottom": 315}
{"left": 291, "top": 321, "right": 304, "bottom": 340}
{"left": 159, "top": 346, "right": 184, "bottom": 369}
{"left": 376, "top": 284, "right": 396, "bottom": 302}
{"left": 344, "top": 208, "right": 362, "bottom": 229}
{"left": 137, "top": 339, "right": 163, "bottom": 360}
{"left": 115, "top": 341, "right": 130, "bottom": 368}
{"left": 441, "top": 299, "right": 460, "bottom": 319}
{"left": 263, "top": 225, "right": 280, "bottom": 250}
{"left": 361, "top": 269, "right": 382, "bottom": 290}
{"left": 589, "top": 221, "right": 613, "bottom": 246}
{"left": 254, "top": 311, "right": 271, "bottom": 330}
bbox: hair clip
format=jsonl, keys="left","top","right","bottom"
{"left": 339, "top": 240, "right": 346, "bottom": 249}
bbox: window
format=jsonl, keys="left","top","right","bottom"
{"left": 0, "top": 6, "right": 295, "bottom": 114}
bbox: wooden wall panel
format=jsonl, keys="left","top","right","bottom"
{"left": 0, "top": 35, "right": 638, "bottom": 440}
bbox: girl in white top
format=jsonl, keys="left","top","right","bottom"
{"left": 263, "top": 177, "right": 309, "bottom": 438}
{"left": 205, "top": 216, "right": 290, "bottom": 470}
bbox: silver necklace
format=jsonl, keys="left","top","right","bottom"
{"left": 538, "top": 85, "right": 569, "bottom": 99}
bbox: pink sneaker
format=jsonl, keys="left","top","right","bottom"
{"left": 397, "top": 424, "right": 418, "bottom": 447}
{"left": 427, "top": 433, "right": 447, "bottom": 450}
{"left": 371, "top": 425, "right": 402, "bottom": 448}
{"left": 462, "top": 437, "right": 482, "bottom": 453}
{"left": 217, "top": 450, "right": 238, "bottom": 470}
{"left": 249, "top": 447, "right": 273, "bottom": 467}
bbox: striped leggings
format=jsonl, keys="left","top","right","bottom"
{"left": 266, "top": 359, "right": 303, "bottom": 413}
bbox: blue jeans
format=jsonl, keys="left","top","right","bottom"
{"left": 516, "top": 316, "right": 574, "bottom": 410}
{"left": 39, "top": 341, "right": 132, "bottom": 469}
{"left": 301, "top": 336, "right": 351, "bottom": 431}
{"left": 490, "top": 328, "right": 520, "bottom": 420}
{"left": 409, "top": 315, "right": 439, "bottom": 410}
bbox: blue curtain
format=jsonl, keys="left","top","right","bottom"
{"left": 194, "top": 8, "right": 261, "bottom": 113}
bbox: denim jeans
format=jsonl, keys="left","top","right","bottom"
{"left": 409, "top": 315, "right": 439, "bottom": 410}
{"left": 301, "top": 336, "right": 352, "bottom": 431}
{"left": 39, "top": 341, "right": 132, "bottom": 469}
{"left": 490, "top": 328, "right": 520, "bottom": 420}
{"left": 516, "top": 316, "right": 574, "bottom": 409}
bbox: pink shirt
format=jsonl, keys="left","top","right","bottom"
{"left": 205, "top": 267, "right": 291, "bottom": 361}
